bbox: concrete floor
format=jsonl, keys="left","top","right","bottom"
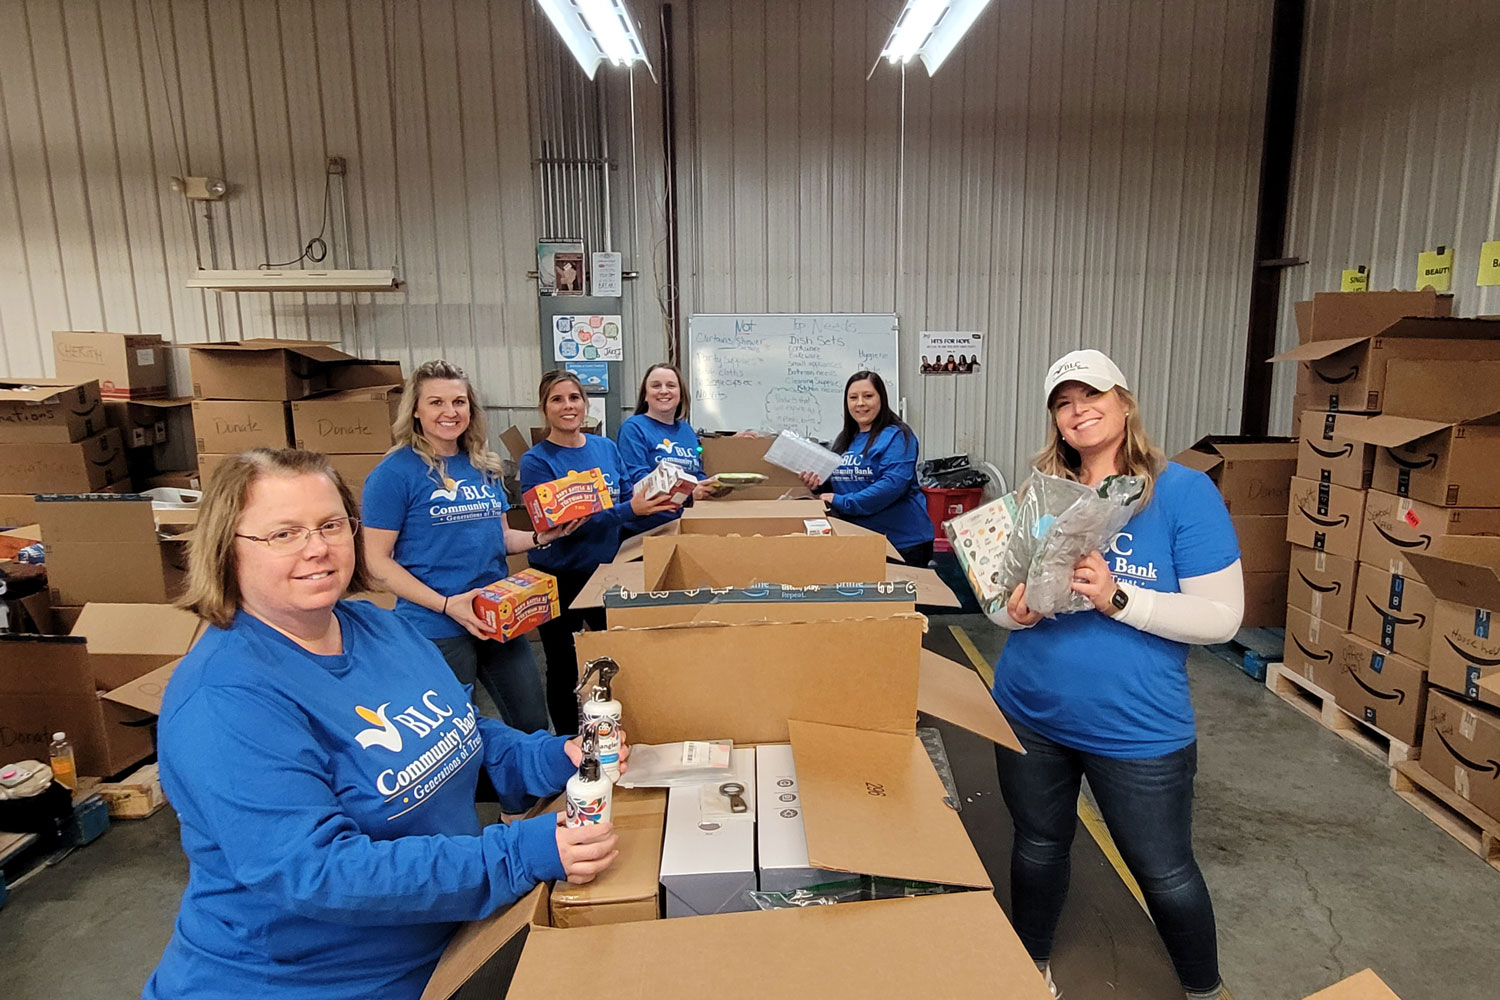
{"left": 4, "top": 615, "right": 1498, "bottom": 999}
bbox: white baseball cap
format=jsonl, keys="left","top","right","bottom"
{"left": 1044, "top": 349, "right": 1129, "bottom": 401}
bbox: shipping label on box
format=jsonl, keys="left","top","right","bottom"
{"left": 1359, "top": 491, "right": 1500, "bottom": 583}
{"left": 1420, "top": 690, "right": 1500, "bottom": 821}
{"left": 1350, "top": 563, "right": 1436, "bottom": 664}
{"left": 290, "top": 386, "right": 401, "bottom": 454}
{"left": 192, "top": 399, "right": 293, "bottom": 454}
{"left": 472, "top": 570, "right": 560, "bottom": 641}
{"left": 524, "top": 468, "right": 614, "bottom": 529}
{"left": 1288, "top": 546, "right": 1357, "bottom": 630}
{"left": 1286, "top": 477, "right": 1364, "bottom": 560}
{"left": 1297, "top": 411, "right": 1375, "bottom": 491}
{"left": 1333, "top": 633, "right": 1429, "bottom": 746}
{"left": 0, "top": 379, "right": 105, "bottom": 444}
{"left": 1284, "top": 605, "right": 1339, "bottom": 691}
{"left": 52, "top": 331, "right": 168, "bottom": 400}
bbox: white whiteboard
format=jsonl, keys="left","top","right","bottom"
{"left": 687, "top": 313, "right": 900, "bottom": 440}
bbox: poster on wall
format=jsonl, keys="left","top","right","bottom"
{"left": 591, "top": 252, "right": 622, "bottom": 297}
{"left": 920, "top": 332, "right": 983, "bottom": 375}
{"left": 553, "top": 314, "right": 624, "bottom": 363}
{"left": 537, "top": 239, "right": 584, "bottom": 296}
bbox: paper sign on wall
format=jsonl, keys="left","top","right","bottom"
{"left": 591, "top": 252, "right": 623, "bottom": 297}
{"left": 567, "top": 361, "right": 610, "bottom": 393}
{"left": 1417, "top": 246, "right": 1455, "bottom": 292}
{"left": 919, "top": 332, "right": 983, "bottom": 375}
{"left": 1340, "top": 266, "right": 1369, "bottom": 292}
{"left": 553, "top": 315, "right": 624, "bottom": 362}
{"left": 1479, "top": 240, "right": 1500, "bottom": 287}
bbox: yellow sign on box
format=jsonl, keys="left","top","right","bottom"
{"left": 1480, "top": 240, "right": 1500, "bottom": 287}
{"left": 1341, "top": 267, "right": 1369, "bottom": 292}
{"left": 1417, "top": 246, "right": 1454, "bottom": 291}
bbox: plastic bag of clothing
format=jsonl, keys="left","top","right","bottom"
{"left": 996, "top": 469, "right": 1146, "bottom": 618}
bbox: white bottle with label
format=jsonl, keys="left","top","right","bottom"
{"left": 582, "top": 685, "right": 623, "bottom": 783}
{"left": 565, "top": 719, "right": 613, "bottom": 828}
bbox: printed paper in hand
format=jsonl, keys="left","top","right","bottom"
{"left": 763, "top": 430, "right": 842, "bottom": 482}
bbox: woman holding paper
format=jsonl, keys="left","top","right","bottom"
{"left": 616, "top": 363, "right": 721, "bottom": 514}
{"left": 988, "top": 349, "right": 1243, "bottom": 1000}
{"left": 522, "top": 370, "right": 681, "bottom": 733}
{"left": 144, "top": 448, "right": 621, "bottom": 1000}
{"left": 799, "top": 370, "right": 933, "bottom": 567}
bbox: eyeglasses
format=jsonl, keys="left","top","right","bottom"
{"left": 235, "top": 517, "right": 360, "bottom": 554}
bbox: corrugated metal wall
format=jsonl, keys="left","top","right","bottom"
{"left": 1271, "top": 0, "right": 1500, "bottom": 432}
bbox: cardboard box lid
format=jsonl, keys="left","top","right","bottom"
{"left": 101, "top": 657, "right": 181, "bottom": 714}
{"left": 71, "top": 604, "right": 202, "bottom": 656}
{"left": 1269, "top": 336, "right": 1370, "bottom": 364}
{"left": 1301, "top": 969, "right": 1403, "bottom": 1000}
{"left": 501, "top": 891, "right": 1050, "bottom": 1000}
{"left": 790, "top": 719, "right": 992, "bottom": 888}
{"left": 1375, "top": 358, "right": 1500, "bottom": 426}
{"left": 185, "top": 338, "right": 351, "bottom": 362}
{"left": 419, "top": 883, "right": 550, "bottom": 1000}
{"left": 293, "top": 384, "right": 403, "bottom": 405}
{"left": 1403, "top": 537, "right": 1500, "bottom": 610}
{"left": 1337, "top": 414, "right": 1455, "bottom": 449}
{"left": 0, "top": 377, "right": 101, "bottom": 403}
{"left": 1172, "top": 436, "right": 1298, "bottom": 474}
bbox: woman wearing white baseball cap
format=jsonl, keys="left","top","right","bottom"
{"left": 990, "top": 348, "right": 1244, "bottom": 1000}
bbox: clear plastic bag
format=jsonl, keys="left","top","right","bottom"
{"left": 615, "top": 740, "right": 734, "bottom": 788}
{"left": 746, "top": 877, "right": 958, "bottom": 910}
{"left": 996, "top": 470, "right": 1146, "bottom": 618}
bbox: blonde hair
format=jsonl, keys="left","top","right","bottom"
{"left": 1033, "top": 386, "right": 1166, "bottom": 507}
{"left": 391, "top": 360, "right": 505, "bottom": 485}
{"left": 178, "top": 449, "right": 372, "bottom": 629}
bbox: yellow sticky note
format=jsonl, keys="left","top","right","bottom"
{"left": 1479, "top": 240, "right": 1500, "bottom": 287}
{"left": 1341, "top": 267, "right": 1369, "bottom": 292}
{"left": 1417, "top": 246, "right": 1455, "bottom": 291}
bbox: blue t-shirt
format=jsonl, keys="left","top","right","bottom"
{"left": 828, "top": 425, "right": 933, "bottom": 550}
{"left": 520, "top": 435, "right": 650, "bottom": 575}
{"left": 361, "top": 448, "right": 509, "bottom": 639}
{"left": 991, "top": 462, "right": 1241, "bottom": 758}
{"left": 144, "top": 600, "right": 574, "bottom": 1000}
{"left": 616, "top": 413, "right": 704, "bottom": 488}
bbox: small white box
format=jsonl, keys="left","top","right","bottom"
{"left": 635, "top": 461, "right": 698, "bottom": 505}
{"left": 755, "top": 743, "right": 843, "bottom": 894}
{"left": 659, "top": 747, "right": 757, "bottom": 918}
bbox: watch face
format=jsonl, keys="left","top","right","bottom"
{"left": 1112, "top": 588, "right": 1129, "bottom": 609}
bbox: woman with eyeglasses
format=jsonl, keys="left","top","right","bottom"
{"left": 143, "top": 448, "right": 622, "bottom": 1000}
{"left": 362, "top": 360, "right": 570, "bottom": 733}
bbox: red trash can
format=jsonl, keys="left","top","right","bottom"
{"left": 922, "top": 486, "right": 985, "bottom": 553}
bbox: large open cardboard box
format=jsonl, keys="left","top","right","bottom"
{"left": 70, "top": 603, "right": 204, "bottom": 691}
{"left": 1173, "top": 436, "right": 1297, "bottom": 516}
{"left": 187, "top": 339, "right": 401, "bottom": 401}
{"left": 52, "top": 331, "right": 169, "bottom": 400}
{"left": 1302, "top": 289, "right": 1451, "bottom": 343}
{"left": 1405, "top": 537, "right": 1500, "bottom": 709}
{"left": 36, "top": 494, "right": 193, "bottom": 605}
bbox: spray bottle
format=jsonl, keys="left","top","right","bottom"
{"left": 564, "top": 717, "right": 612, "bottom": 828}
{"left": 576, "top": 657, "right": 623, "bottom": 783}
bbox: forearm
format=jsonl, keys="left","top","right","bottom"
{"left": 365, "top": 550, "right": 447, "bottom": 613}
{"left": 504, "top": 526, "right": 542, "bottom": 555}
{"left": 1110, "top": 563, "right": 1244, "bottom": 645}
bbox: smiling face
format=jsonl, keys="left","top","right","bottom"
{"left": 234, "top": 473, "right": 354, "bottom": 623}
{"left": 544, "top": 377, "right": 587, "bottom": 434}
{"left": 1051, "top": 381, "right": 1128, "bottom": 457}
{"left": 415, "top": 378, "right": 471, "bottom": 452}
{"left": 846, "top": 379, "right": 882, "bottom": 431}
{"left": 643, "top": 366, "right": 681, "bottom": 422}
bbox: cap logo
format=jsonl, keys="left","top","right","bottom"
{"left": 1052, "top": 360, "right": 1089, "bottom": 377}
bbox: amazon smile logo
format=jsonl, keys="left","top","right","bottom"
{"left": 1372, "top": 523, "right": 1432, "bottom": 550}
{"left": 1433, "top": 729, "right": 1500, "bottom": 777}
{"left": 1297, "top": 571, "right": 1341, "bottom": 594}
{"left": 1297, "top": 506, "right": 1350, "bottom": 528}
{"left": 1443, "top": 636, "right": 1500, "bottom": 667}
{"left": 1309, "top": 441, "right": 1353, "bottom": 459}
{"left": 1315, "top": 366, "right": 1360, "bottom": 385}
{"left": 1386, "top": 451, "right": 1440, "bottom": 471}
{"left": 1365, "top": 597, "right": 1427, "bottom": 628}
{"left": 1292, "top": 636, "right": 1332, "bottom": 662}
{"left": 1344, "top": 666, "right": 1405, "bottom": 703}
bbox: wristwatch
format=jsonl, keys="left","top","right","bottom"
{"left": 1110, "top": 584, "right": 1130, "bottom": 616}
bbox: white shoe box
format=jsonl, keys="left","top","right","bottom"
{"left": 755, "top": 743, "right": 842, "bottom": 894}
{"left": 659, "top": 747, "right": 757, "bottom": 918}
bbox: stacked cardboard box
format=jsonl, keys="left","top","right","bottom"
{"left": 0, "top": 379, "right": 129, "bottom": 498}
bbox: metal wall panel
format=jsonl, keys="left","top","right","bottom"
{"left": 1271, "top": 0, "right": 1500, "bottom": 432}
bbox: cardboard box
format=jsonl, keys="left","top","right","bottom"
{"left": 0, "top": 634, "right": 155, "bottom": 777}
{"left": 1419, "top": 690, "right": 1500, "bottom": 821}
{"left": 756, "top": 743, "right": 842, "bottom": 893}
{"left": 0, "top": 378, "right": 105, "bottom": 444}
{"left": 548, "top": 787, "right": 666, "bottom": 929}
{"left": 91, "top": 763, "right": 167, "bottom": 819}
{"left": 1333, "top": 632, "right": 1429, "bottom": 745}
{"left": 1290, "top": 393, "right": 1314, "bottom": 437}
{"left": 1297, "top": 411, "right": 1375, "bottom": 490}
{"left": 36, "top": 494, "right": 191, "bottom": 605}
{"left": 1303, "top": 288, "right": 1451, "bottom": 343}
{"left": 0, "top": 494, "right": 39, "bottom": 529}
{"left": 191, "top": 399, "right": 293, "bottom": 454}
{"left": 617, "top": 499, "right": 899, "bottom": 561}
{"left": 1270, "top": 318, "right": 1500, "bottom": 413}
{"left": 140, "top": 469, "right": 202, "bottom": 492}
{"left": 1284, "top": 605, "right": 1340, "bottom": 691}
{"left": 70, "top": 603, "right": 202, "bottom": 691}
{"left": 1288, "top": 546, "right": 1358, "bottom": 630}
{"left": 1350, "top": 563, "right": 1436, "bottom": 663}
{"left": 0, "top": 429, "right": 129, "bottom": 493}
{"left": 604, "top": 579, "right": 919, "bottom": 630}
{"left": 327, "top": 453, "right": 384, "bottom": 498}
{"left": 1301, "top": 969, "right": 1403, "bottom": 1000}
{"left": 105, "top": 398, "right": 191, "bottom": 449}
{"left": 290, "top": 385, "right": 402, "bottom": 454}
{"left": 1173, "top": 437, "right": 1298, "bottom": 515}
{"left": 1242, "top": 572, "right": 1290, "bottom": 628}
{"left": 660, "top": 748, "right": 757, "bottom": 918}
{"left": 472, "top": 570, "right": 560, "bottom": 641}
{"left": 523, "top": 468, "right": 613, "bottom": 529}
{"left": 699, "top": 435, "right": 805, "bottom": 487}
{"left": 1405, "top": 537, "right": 1500, "bottom": 709}
{"left": 1233, "top": 514, "right": 1291, "bottom": 573}
{"left": 1359, "top": 490, "right": 1500, "bottom": 583}
{"left": 52, "top": 331, "right": 168, "bottom": 400}
{"left": 635, "top": 461, "right": 698, "bottom": 505}
{"left": 186, "top": 339, "right": 352, "bottom": 400}
{"left": 1286, "top": 477, "right": 1365, "bottom": 559}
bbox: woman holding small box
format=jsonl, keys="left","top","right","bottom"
{"left": 799, "top": 370, "right": 933, "bottom": 567}
{"left": 362, "top": 360, "right": 566, "bottom": 733}
{"left": 522, "top": 369, "right": 681, "bottom": 733}
{"left": 616, "top": 363, "right": 721, "bottom": 517}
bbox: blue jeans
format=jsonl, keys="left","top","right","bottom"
{"left": 431, "top": 633, "right": 550, "bottom": 734}
{"left": 993, "top": 713, "right": 1221, "bottom": 995}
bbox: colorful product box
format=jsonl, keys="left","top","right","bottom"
{"left": 524, "top": 468, "right": 614, "bottom": 529}
{"left": 944, "top": 492, "right": 1021, "bottom": 615}
{"left": 636, "top": 462, "right": 697, "bottom": 506}
{"left": 472, "top": 569, "right": 562, "bottom": 641}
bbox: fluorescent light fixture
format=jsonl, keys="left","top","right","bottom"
{"left": 879, "top": 0, "right": 991, "bottom": 75}
{"left": 186, "top": 269, "right": 403, "bottom": 293}
{"left": 536, "top": 0, "right": 652, "bottom": 79}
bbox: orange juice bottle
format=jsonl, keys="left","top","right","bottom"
{"left": 48, "top": 732, "right": 78, "bottom": 791}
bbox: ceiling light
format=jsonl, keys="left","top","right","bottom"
{"left": 536, "top": 0, "right": 651, "bottom": 79}
{"left": 186, "top": 269, "right": 403, "bottom": 293}
{"left": 879, "top": 0, "right": 991, "bottom": 75}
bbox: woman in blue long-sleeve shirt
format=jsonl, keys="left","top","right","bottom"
{"left": 520, "top": 370, "right": 679, "bottom": 732}
{"left": 802, "top": 370, "right": 933, "bottom": 566}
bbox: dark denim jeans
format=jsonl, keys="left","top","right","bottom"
{"left": 431, "top": 632, "right": 549, "bottom": 734}
{"left": 993, "top": 713, "right": 1221, "bottom": 995}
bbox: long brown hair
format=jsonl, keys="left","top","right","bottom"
{"left": 632, "top": 362, "right": 691, "bottom": 422}
{"left": 537, "top": 369, "right": 587, "bottom": 429}
{"left": 831, "top": 370, "right": 913, "bottom": 455}
{"left": 391, "top": 359, "right": 505, "bottom": 485}
{"left": 1032, "top": 386, "right": 1165, "bottom": 507}
{"left": 178, "top": 449, "right": 372, "bottom": 628}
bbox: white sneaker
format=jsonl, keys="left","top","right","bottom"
{"left": 1038, "top": 963, "right": 1062, "bottom": 999}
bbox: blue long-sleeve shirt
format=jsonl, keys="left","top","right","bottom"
{"left": 615, "top": 413, "right": 704, "bottom": 531}
{"left": 827, "top": 425, "right": 933, "bottom": 550}
{"left": 144, "top": 600, "right": 574, "bottom": 1000}
{"left": 520, "top": 435, "right": 653, "bottom": 575}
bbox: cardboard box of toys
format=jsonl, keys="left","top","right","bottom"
{"left": 471, "top": 570, "right": 560, "bottom": 641}
{"left": 187, "top": 339, "right": 401, "bottom": 401}
{"left": 523, "top": 468, "right": 614, "bottom": 529}
{"left": 192, "top": 399, "right": 294, "bottom": 453}
{"left": 290, "top": 385, "right": 402, "bottom": 454}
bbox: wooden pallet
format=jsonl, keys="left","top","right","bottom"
{"left": 1264, "top": 662, "right": 1416, "bottom": 767}
{"left": 1390, "top": 761, "right": 1500, "bottom": 872}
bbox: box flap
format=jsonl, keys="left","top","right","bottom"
{"left": 1378, "top": 359, "right": 1500, "bottom": 425}
{"left": 1403, "top": 537, "right": 1500, "bottom": 609}
{"left": 548, "top": 787, "right": 666, "bottom": 907}
{"left": 499, "top": 426, "right": 529, "bottom": 464}
{"left": 1268, "top": 336, "right": 1369, "bottom": 363}
{"left": 789, "top": 720, "right": 992, "bottom": 889}
{"left": 125, "top": 397, "right": 193, "bottom": 410}
{"left": 101, "top": 657, "right": 182, "bottom": 714}
{"left": 72, "top": 603, "right": 201, "bottom": 656}
{"left": 888, "top": 564, "right": 960, "bottom": 608}
{"left": 36, "top": 493, "right": 155, "bottom": 541}
{"left": 505, "top": 891, "right": 1051, "bottom": 999}
{"left": 1379, "top": 315, "right": 1500, "bottom": 340}
{"left": 641, "top": 534, "right": 889, "bottom": 591}
{"left": 324, "top": 359, "right": 404, "bottom": 390}
{"left": 1479, "top": 674, "right": 1500, "bottom": 698}
{"left": 1300, "top": 969, "right": 1403, "bottom": 1000}
{"left": 185, "top": 338, "right": 348, "bottom": 362}
{"left": 294, "top": 385, "right": 403, "bottom": 404}
{"left": 1339, "top": 415, "right": 1454, "bottom": 449}
{"left": 1171, "top": 448, "right": 1222, "bottom": 476}
{"left": 917, "top": 649, "right": 1022, "bottom": 752}
{"left": 575, "top": 562, "right": 647, "bottom": 608}
{"left": 0, "top": 377, "right": 98, "bottom": 402}
{"left": 699, "top": 435, "right": 804, "bottom": 486}
{"left": 419, "top": 883, "right": 549, "bottom": 1000}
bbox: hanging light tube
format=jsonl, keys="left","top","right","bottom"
{"left": 878, "top": 0, "right": 991, "bottom": 75}
{"left": 536, "top": 0, "right": 652, "bottom": 80}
